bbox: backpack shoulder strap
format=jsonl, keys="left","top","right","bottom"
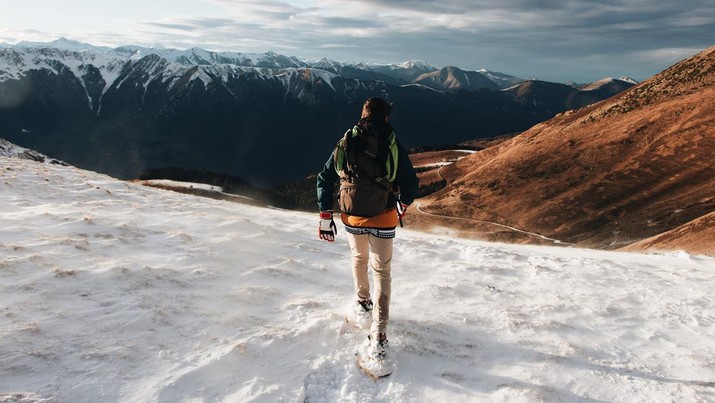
{"left": 385, "top": 131, "right": 399, "bottom": 183}
{"left": 333, "top": 128, "right": 353, "bottom": 174}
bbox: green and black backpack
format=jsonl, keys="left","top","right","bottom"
{"left": 333, "top": 123, "right": 399, "bottom": 217}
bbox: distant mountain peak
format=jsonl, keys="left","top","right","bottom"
{"left": 414, "top": 65, "right": 500, "bottom": 92}
{"left": 397, "top": 60, "right": 436, "bottom": 70}
{"left": 15, "top": 37, "right": 110, "bottom": 54}
{"left": 49, "top": 37, "right": 85, "bottom": 46}
{"left": 581, "top": 77, "right": 617, "bottom": 89}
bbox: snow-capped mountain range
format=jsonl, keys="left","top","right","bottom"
{"left": 1, "top": 37, "right": 635, "bottom": 94}
{"left": 0, "top": 38, "right": 635, "bottom": 184}
{"left": 1, "top": 38, "right": 436, "bottom": 91}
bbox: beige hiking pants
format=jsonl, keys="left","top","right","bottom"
{"left": 346, "top": 232, "right": 393, "bottom": 336}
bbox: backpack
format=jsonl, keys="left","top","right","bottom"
{"left": 333, "top": 122, "right": 399, "bottom": 217}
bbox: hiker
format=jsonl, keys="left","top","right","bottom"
{"left": 316, "top": 97, "right": 419, "bottom": 362}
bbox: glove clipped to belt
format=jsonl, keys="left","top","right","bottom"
{"left": 396, "top": 201, "right": 409, "bottom": 219}
{"left": 396, "top": 200, "right": 410, "bottom": 227}
{"left": 319, "top": 211, "right": 337, "bottom": 242}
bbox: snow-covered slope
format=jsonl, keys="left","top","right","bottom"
{"left": 0, "top": 138, "right": 64, "bottom": 164}
{"left": 1, "top": 154, "right": 713, "bottom": 402}
{"left": 0, "top": 46, "right": 124, "bottom": 84}
{"left": 619, "top": 76, "right": 639, "bottom": 85}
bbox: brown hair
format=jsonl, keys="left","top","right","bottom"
{"left": 361, "top": 97, "right": 393, "bottom": 120}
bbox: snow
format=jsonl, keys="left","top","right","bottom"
{"left": 582, "top": 76, "right": 639, "bottom": 91}
{"left": 1, "top": 154, "right": 715, "bottom": 402}
{"left": 415, "top": 161, "right": 454, "bottom": 169}
{"left": 399, "top": 83, "right": 442, "bottom": 92}
{"left": 619, "top": 76, "right": 639, "bottom": 84}
{"left": 14, "top": 37, "right": 112, "bottom": 54}
{"left": 0, "top": 138, "right": 31, "bottom": 157}
{"left": 396, "top": 60, "right": 435, "bottom": 70}
{"left": 273, "top": 67, "right": 338, "bottom": 93}
{"left": 139, "top": 179, "right": 256, "bottom": 204}
{"left": 581, "top": 77, "right": 617, "bottom": 91}
{"left": 188, "top": 67, "right": 215, "bottom": 88}
{"left": 308, "top": 68, "right": 337, "bottom": 91}
{"left": 2, "top": 40, "right": 534, "bottom": 105}
{"left": 478, "top": 68, "right": 526, "bottom": 89}
{"left": 141, "top": 179, "right": 223, "bottom": 193}
{"left": 0, "top": 46, "right": 130, "bottom": 114}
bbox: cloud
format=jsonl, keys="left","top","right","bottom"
{"left": 3, "top": 0, "right": 712, "bottom": 82}
{"left": 206, "top": 0, "right": 303, "bottom": 22}
{"left": 163, "top": 0, "right": 712, "bottom": 80}
{"left": 331, "top": 0, "right": 715, "bottom": 80}
{"left": 140, "top": 22, "right": 198, "bottom": 32}
{"left": 140, "top": 18, "right": 236, "bottom": 32}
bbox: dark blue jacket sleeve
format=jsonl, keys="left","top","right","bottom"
{"left": 395, "top": 143, "right": 419, "bottom": 205}
{"left": 316, "top": 152, "right": 337, "bottom": 211}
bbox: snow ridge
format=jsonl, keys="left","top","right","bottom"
{"left": 0, "top": 138, "right": 64, "bottom": 164}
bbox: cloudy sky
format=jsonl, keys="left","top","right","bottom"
{"left": 1, "top": 0, "right": 713, "bottom": 82}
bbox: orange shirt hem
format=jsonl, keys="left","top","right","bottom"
{"left": 341, "top": 208, "right": 398, "bottom": 228}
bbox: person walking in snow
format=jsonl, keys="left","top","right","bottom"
{"left": 316, "top": 97, "right": 419, "bottom": 364}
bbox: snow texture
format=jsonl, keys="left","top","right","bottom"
{"left": 1, "top": 154, "right": 714, "bottom": 402}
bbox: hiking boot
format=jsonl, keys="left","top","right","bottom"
{"left": 357, "top": 299, "right": 373, "bottom": 316}
{"left": 351, "top": 298, "right": 373, "bottom": 320}
{"left": 346, "top": 299, "right": 373, "bottom": 328}
{"left": 366, "top": 333, "right": 389, "bottom": 360}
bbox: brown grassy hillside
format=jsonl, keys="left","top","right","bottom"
{"left": 416, "top": 46, "right": 715, "bottom": 253}
{"left": 623, "top": 211, "right": 715, "bottom": 255}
